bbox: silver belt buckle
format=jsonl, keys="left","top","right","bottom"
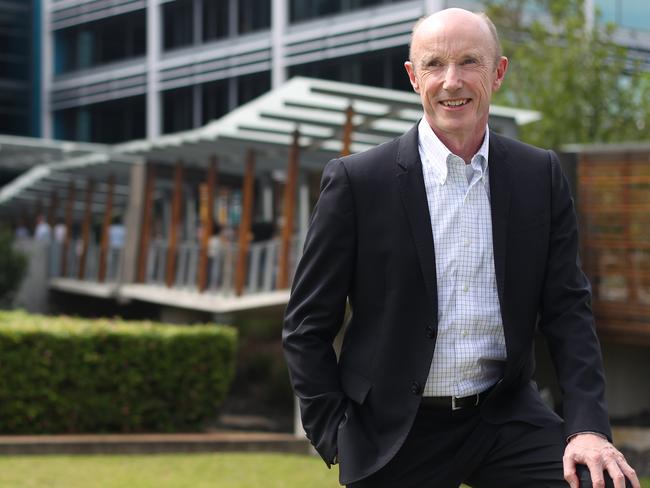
{"left": 451, "top": 396, "right": 461, "bottom": 411}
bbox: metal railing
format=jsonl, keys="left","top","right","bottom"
{"left": 47, "top": 235, "right": 302, "bottom": 296}
{"left": 144, "top": 237, "right": 301, "bottom": 295}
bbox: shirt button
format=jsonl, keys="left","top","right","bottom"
{"left": 463, "top": 239, "right": 470, "bottom": 247}
{"left": 463, "top": 284, "right": 469, "bottom": 293}
{"left": 461, "top": 330, "right": 468, "bottom": 337}
{"left": 426, "top": 326, "right": 435, "bottom": 339}
{"left": 411, "top": 381, "right": 422, "bottom": 395}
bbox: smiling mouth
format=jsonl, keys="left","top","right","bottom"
{"left": 440, "top": 98, "right": 471, "bottom": 107}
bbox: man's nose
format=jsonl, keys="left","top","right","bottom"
{"left": 442, "top": 64, "right": 462, "bottom": 91}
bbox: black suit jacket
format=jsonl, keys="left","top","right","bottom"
{"left": 282, "top": 124, "right": 611, "bottom": 485}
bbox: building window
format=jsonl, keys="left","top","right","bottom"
{"left": 239, "top": 0, "right": 271, "bottom": 34}
{"left": 54, "top": 10, "right": 146, "bottom": 74}
{"left": 203, "top": 0, "right": 229, "bottom": 41}
{"left": 289, "top": 46, "right": 411, "bottom": 92}
{"left": 163, "top": 86, "right": 193, "bottom": 134}
{"left": 163, "top": 0, "right": 194, "bottom": 50}
{"left": 53, "top": 95, "right": 146, "bottom": 143}
{"left": 0, "top": 91, "right": 29, "bottom": 136}
{"left": 202, "top": 79, "right": 230, "bottom": 124}
{"left": 237, "top": 71, "right": 271, "bottom": 105}
{"left": 290, "top": 0, "right": 409, "bottom": 23}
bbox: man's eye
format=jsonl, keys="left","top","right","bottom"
{"left": 462, "top": 58, "right": 477, "bottom": 65}
{"left": 426, "top": 60, "right": 443, "bottom": 68}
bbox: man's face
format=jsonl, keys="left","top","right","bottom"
{"left": 404, "top": 12, "right": 508, "bottom": 142}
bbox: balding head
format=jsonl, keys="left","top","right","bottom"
{"left": 402, "top": 7, "right": 509, "bottom": 160}
{"left": 409, "top": 9, "right": 502, "bottom": 69}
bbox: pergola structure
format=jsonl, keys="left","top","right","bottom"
{"left": 1, "top": 77, "right": 541, "bottom": 314}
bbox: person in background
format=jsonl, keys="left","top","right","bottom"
{"left": 34, "top": 215, "right": 52, "bottom": 241}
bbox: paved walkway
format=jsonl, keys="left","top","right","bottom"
{"left": 0, "top": 431, "right": 310, "bottom": 456}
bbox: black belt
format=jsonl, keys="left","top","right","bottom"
{"left": 421, "top": 387, "right": 493, "bottom": 411}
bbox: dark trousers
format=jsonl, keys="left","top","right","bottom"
{"left": 348, "top": 402, "right": 631, "bottom": 488}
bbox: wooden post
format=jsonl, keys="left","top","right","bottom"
{"left": 34, "top": 198, "right": 43, "bottom": 226}
{"left": 78, "top": 179, "right": 95, "bottom": 280}
{"left": 277, "top": 130, "right": 300, "bottom": 289}
{"left": 48, "top": 190, "right": 58, "bottom": 229}
{"left": 198, "top": 156, "right": 218, "bottom": 292}
{"left": 137, "top": 163, "right": 156, "bottom": 283}
{"left": 61, "top": 181, "right": 75, "bottom": 277}
{"left": 98, "top": 174, "right": 115, "bottom": 283}
{"left": 340, "top": 104, "right": 354, "bottom": 157}
{"left": 234, "top": 150, "right": 255, "bottom": 296}
{"left": 165, "top": 161, "right": 184, "bottom": 287}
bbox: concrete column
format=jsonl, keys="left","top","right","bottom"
{"left": 147, "top": 0, "right": 161, "bottom": 139}
{"left": 424, "top": 0, "right": 444, "bottom": 14}
{"left": 121, "top": 161, "right": 147, "bottom": 284}
{"left": 228, "top": 77, "right": 238, "bottom": 110}
{"left": 193, "top": 84, "right": 203, "bottom": 128}
{"left": 298, "top": 172, "right": 309, "bottom": 247}
{"left": 193, "top": 0, "right": 203, "bottom": 43}
{"left": 41, "top": 0, "right": 52, "bottom": 138}
{"left": 260, "top": 171, "right": 274, "bottom": 222}
{"left": 228, "top": 0, "right": 238, "bottom": 36}
{"left": 271, "top": 0, "right": 288, "bottom": 88}
{"left": 192, "top": 0, "right": 204, "bottom": 129}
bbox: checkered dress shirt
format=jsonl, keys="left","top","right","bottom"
{"left": 417, "top": 119, "right": 507, "bottom": 397}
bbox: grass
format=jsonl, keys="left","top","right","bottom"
{"left": 0, "top": 452, "right": 646, "bottom": 487}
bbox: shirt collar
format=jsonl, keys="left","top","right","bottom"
{"left": 417, "top": 118, "right": 490, "bottom": 185}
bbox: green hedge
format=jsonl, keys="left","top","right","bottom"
{"left": 0, "top": 311, "right": 237, "bottom": 434}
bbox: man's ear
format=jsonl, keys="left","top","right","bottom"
{"left": 404, "top": 61, "right": 420, "bottom": 94}
{"left": 492, "top": 56, "right": 509, "bottom": 91}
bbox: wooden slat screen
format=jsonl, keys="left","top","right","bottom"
{"left": 578, "top": 153, "right": 650, "bottom": 344}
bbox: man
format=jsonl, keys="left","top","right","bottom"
{"left": 282, "top": 8, "right": 639, "bottom": 488}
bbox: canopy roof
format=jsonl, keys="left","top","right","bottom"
{"left": 0, "top": 134, "right": 109, "bottom": 172}
{"left": 116, "top": 76, "right": 541, "bottom": 172}
{"left": 0, "top": 77, "right": 541, "bottom": 218}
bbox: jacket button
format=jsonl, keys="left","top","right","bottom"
{"left": 426, "top": 326, "right": 435, "bottom": 339}
{"left": 411, "top": 381, "right": 421, "bottom": 395}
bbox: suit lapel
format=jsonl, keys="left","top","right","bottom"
{"left": 488, "top": 132, "right": 513, "bottom": 363}
{"left": 396, "top": 125, "right": 438, "bottom": 319}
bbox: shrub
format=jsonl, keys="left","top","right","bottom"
{"left": 0, "top": 228, "right": 28, "bottom": 307}
{"left": 0, "top": 310, "right": 237, "bottom": 434}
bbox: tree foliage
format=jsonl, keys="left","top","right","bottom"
{"left": 482, "top": 0, "right": 650, "bottom": 148}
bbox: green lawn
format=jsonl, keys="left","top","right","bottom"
{"left": 0, "top": 453, "right": 646, "bottom": 487}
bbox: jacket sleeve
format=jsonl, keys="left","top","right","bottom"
{"left": 282, "top": 158, "right": 356, "bottom": 465}
{"left": 538, "top": 150, "right": 612, "bottom": 441}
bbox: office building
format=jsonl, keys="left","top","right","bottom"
{"left": 41, "top": 0, "right": 650, "bottom": 145}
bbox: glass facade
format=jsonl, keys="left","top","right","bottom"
{"left": 54, "top": 95, "right": 146, "bottom": 143}
{"left": 163, "top": 0, "right": 193, "bottom": 50}
{"left": 163, "top": 86, "right": 193, "bottom": 134}
{"left": 163, "top": 0, "right": 271, "bottom": 51}
{"left": 290, "top": 0, "right": 409, "bottom": 23}
{"left": 202, "top": 78, "right": 230, "bottom": 124}
{"left": 238, "top": 71, "right": 271, "bottom": 105}
{"left": 0, "top": 0, "right": 34, "bottom": 135}
{"left": 161, "top": 71, "right": 271, "bottom": 133}
{"left": 596, "top": 0, "right": 649, "bottom": 31}
{"left": 289, "top": 46, "right": 412, "bottom": 92}
{"left": 238, "top": 0, "right": 271, "bottom": 34}
{"left": 54, "top": 10, "right": 146, "bottom": 73}
{"left": 203, "top": 0, "right": 229, "bottom": 41}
